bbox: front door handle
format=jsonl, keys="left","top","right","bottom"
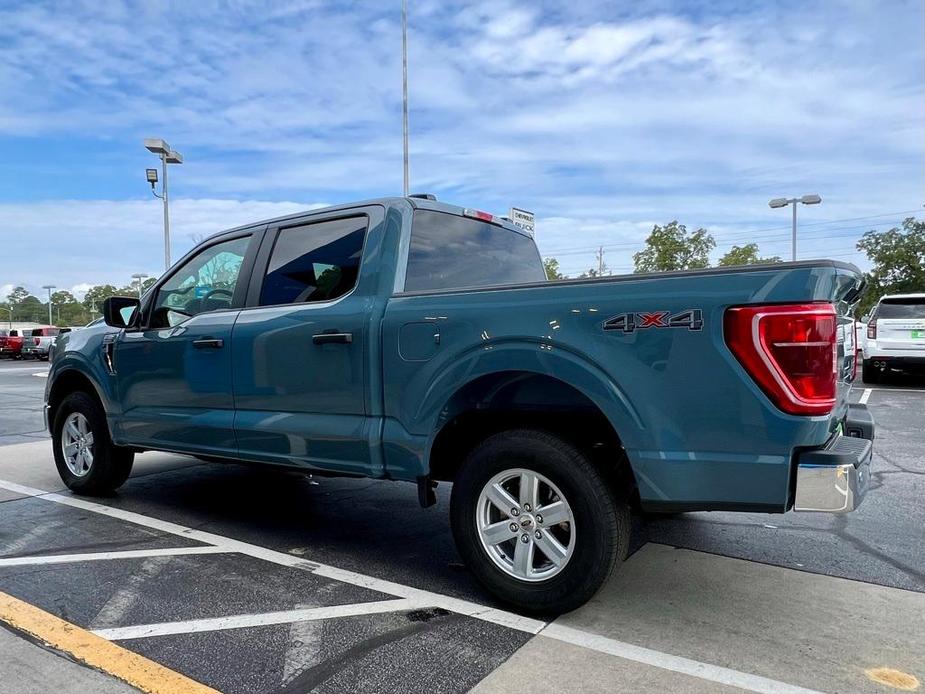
{"left": 312, "top": 331, "right": 353, "bottom": 345}
{"left": 192, "top": 338, "right": 224, "bottom": 349}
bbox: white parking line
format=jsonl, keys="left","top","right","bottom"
{"left": 0, "top": 545, "right": 228, "bottom": 568}
{"left": 544, "top": 624, "right": 825, "bottom": 694}
{"left": 31, "top": 372, "right": 48, "bottom": 378}
{"left": 93, "top": 599, "right": 423, "bottom": 641}
{"left": 859, "top": 388, "right": 872, "bottom": 404}
{"left": 0, "top": 478, "right": 828, "bottom": 694}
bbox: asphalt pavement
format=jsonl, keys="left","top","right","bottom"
{"left": 0, "top": 359, "right": 922, "bottom": 693}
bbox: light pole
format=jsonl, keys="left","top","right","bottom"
{"left": 144, "top": 138, "right": 183, "bottom": 271}
{"left": 768, "top": 194, "right": 822, "bottom": 261}
{"left": 401, "top": 0, "right": 409, "bottom": 196}
{"left": 42, "top": 285, "right": 55, "bottom": 326}
{"left": 131, "top": 273, "right": 149, "bottom": 298}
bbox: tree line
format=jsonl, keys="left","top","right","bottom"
{"left": 543, "top": 217, "right": 924, "bottom": 317}
{"left": 0, "top": 279, "right": 157, "bottom": 327}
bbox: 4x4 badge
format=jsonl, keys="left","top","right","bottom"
{"left": 603, "top": 309, "right": 703, "bottom": 334}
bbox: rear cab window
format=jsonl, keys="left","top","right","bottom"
{"left": 404, "top": 210, "right": 545, "bottom": 292}
{"left": 875, "top": 298, "right": 925, "bottom": 319}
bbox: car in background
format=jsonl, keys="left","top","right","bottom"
{"left": 21, "top": 327, "right": 60, "bottom": 361}
{"left": 862, "top": 293, "right": 925, "bottom": 382}
{"left": 0, "top": 329, "right": 25, "bottom": 359}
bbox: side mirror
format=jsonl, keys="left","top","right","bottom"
{"left": 102, "top": 296, "right": 141, "bottom": 329}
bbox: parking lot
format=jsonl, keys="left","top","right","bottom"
{"left": 0, "top": 358, "right": 922, "bottom": 694}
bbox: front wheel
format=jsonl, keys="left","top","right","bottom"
{"left": 450, "top": 429, "right": 629, "bottom": 613}
{"left": 53, "top": 391, "right": 134, "bottom": 495}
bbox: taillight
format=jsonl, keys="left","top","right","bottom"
{"left": 867, "top": 321, "right": 877, "bottom": 340}
{"left": 725, "top": 303, "right": 837, "bottom": 416}
{"left": 34, "top": 337, "right": 40, "bottom": 346}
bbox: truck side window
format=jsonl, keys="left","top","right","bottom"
{"left": 149, "top": 235, "right": 250, "bottom": 328}
{"left": 260, "top": 217, "right": 367, "bottom": 306}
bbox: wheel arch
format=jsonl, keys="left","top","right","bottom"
{"left": 47, "top": 368, "right": 109, "bottom": 434}
{"left": 425, "top": 368, "right": 639, "bottom": 496}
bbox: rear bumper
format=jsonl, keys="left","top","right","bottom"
{"left": 864, "top": 342, "right": 925, "bottom": 362}
{"left": 793, "top": 404, "right": 875, "bottom": 513}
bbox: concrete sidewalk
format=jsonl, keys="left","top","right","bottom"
{"left": 0, "top": 626, "right": 137, "bottom": 694}
{"left": 476, "top": 543, "right": 925, "bottom": 694}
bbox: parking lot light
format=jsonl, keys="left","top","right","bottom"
{"left": 767, "top": 194, "right": 823, "bottom": 261}
{"left": 144, "top": 138, "right": 183, "bottom": 271}
{"left": 41, "top": 285, "right": 55, "bottom": 326}
{"left": 131, "top": 273, "right": 150, "bottom": 298}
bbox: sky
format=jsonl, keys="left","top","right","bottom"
{"left": 0, "top": 0, "right": 922, "bottom": 300}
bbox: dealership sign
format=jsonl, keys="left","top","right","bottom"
{"left": 509, "top": 207, "right": 535, "bottom": 234}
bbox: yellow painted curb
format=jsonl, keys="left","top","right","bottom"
{"left": 0, "top": 591, "right": 221, "bottom": 694}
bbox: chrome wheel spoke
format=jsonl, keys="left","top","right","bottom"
{"left": 537, "top": 500, "right": 569, "bottom": 526}
{"left": 83, "top": 447, "right": 94, "bottom": 468}
{"left": 65, "top": 420, "right": 81, "bottom": 440}
{"left": 84, "top": 432, "right": 94, "bottom": 447}
{"left": 512, "top": 537, "right": 534, "bottom": 578}
{"left": 519, "top": 472, "right": 538, "bottom": 510}
{"left": 482, "top": 519, "right": 518, "bottom": 546}
{"left": 534, "top": 531, "right": 567, "bottom": 567}
{"left": 485, "top": 483, "right": 519, "bottom": 516}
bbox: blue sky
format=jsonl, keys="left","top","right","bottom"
{"left": 0, "top": 0, "right": 922, "bottom": 298}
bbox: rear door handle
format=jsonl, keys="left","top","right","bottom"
{"left": 192, "top": 338, "right": 224, "bottom": 349}
{"left": 312, "top": 332, "right": 353, "bottom": 345}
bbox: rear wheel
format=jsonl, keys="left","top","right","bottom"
{"left": 862, "top": 359, "right": 881, "bottom": 384}
{"left": 53, "top": 391, "right": 134, "bottom": 495}
{"left": 450, "top": 429, "right": 629, "bottom": 613}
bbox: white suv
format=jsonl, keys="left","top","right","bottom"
{"left": 862, "top": 293, "right": 925, "bottom": 382}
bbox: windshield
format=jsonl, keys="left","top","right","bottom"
{"left": 877, "top": 298, "right": 925, "bottom": 319}
{"left": 405, "top": 210, "right": 545, "bottom": 292}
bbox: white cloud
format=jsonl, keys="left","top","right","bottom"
{"left": 0, "top": 198, "right": 325, "bottom": 295}
{"left": 0, "top": 0, "right": 920, "bottom": 277}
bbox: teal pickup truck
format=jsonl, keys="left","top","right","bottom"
{"left": 45, "top": 196, "right": 874, "bottom": 612}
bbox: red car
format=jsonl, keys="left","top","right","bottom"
{"left": 0, "top": 329, "right": 25, "bottom": 359}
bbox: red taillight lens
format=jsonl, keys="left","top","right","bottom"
{"left": 725, "top": 304, "right": 837, "bottom": 416}
{"left": 34, "top": 337, "right": 40, "bottom": 345}
{"left": 867, "top": 321, "right": 877, "bottom": 340}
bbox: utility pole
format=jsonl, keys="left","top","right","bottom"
{"left": 401, "top": 0, "right": 410, "bottom": 196}
{"left": 42, "top": 285, "right": 55, "bottom": 326}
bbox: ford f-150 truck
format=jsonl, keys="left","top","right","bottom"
{"left": 45, "top": 196, "right": 875, "bottom": 612}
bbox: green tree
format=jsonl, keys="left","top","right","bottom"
{"left": 6, "top": 286, "right": 30, "bottom": 305}
{"left": 543, "top": 257, "right": 565, "bottom": 280}
{"left": 82, "top": 284, "right": 119, "bottom": 314}
{"left": 50, "top": 290, "right": 77, "bottom": 306}
{"left": 856, "top": 217, "right": 925, "bottom": 316}
{"left": 19, "top": 295, "right": 44, "bottom": 323}
{"left": 718, "top": 243, "right": 782, "bottom": 267}
{"left": 633, "top": 221, "right": 715, "bottom": 273}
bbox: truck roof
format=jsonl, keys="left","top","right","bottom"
{"left": 878, "top": 293, "right": 925, "bottom": 301}
{"left": 213, "top": 196, "right": 530, "bottom": 240}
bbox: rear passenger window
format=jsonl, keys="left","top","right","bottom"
{"left": 260, "top": 217, "right": 367, "bottom": 306}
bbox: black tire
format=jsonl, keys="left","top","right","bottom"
{"left": 862, "top": 359, "right": 880, "bottom": 384}
{"left": 52, "top": 391, "right": 134, "bottom": 495}
{"left": 450, "top": 429, "right": 630, "bottom": 614}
